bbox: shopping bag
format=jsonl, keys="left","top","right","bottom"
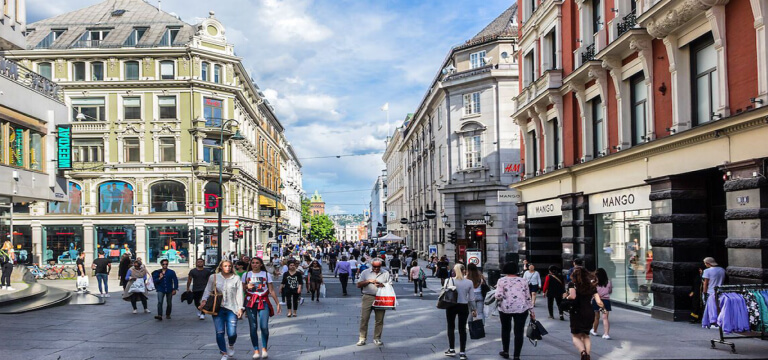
{"left": 468, "top": 319, "right": 486, "bottom": 339}
{"left": 145, "top": 275, "right": 156, "bottom": 292}
{"left": 76, "top": 275, "right": 89, "bottom": 289}
{"left": 372, "top": 283, "right": 397, "bottom": 310}
{"left": 526, "top": 318, "right": 547, "bottom": 346}
{"left": 320, "top": 283, "right": 327, "bottom": 298}
{"left": 484, "top": 288, "right": 497, "bottom": 305}
{"left": 128, "top": 278, "right": 146, "bottom": 293}
{"left": 437, "top": 279, "right": 458, "bottom": 309}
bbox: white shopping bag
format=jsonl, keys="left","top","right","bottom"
{"left": 76, "top": 275, "right": 89, "bottom": 289}
{"left": 320, "top": 283, "right": 326, "bottom": 298}
{"left": 372, "top": 283, "right": 397, "bottom": 310}
{"left": 145, "top": 275, "right": 155, "bottom": 292}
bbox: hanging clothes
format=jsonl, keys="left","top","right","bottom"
{"left": 751, "top": 290, "right": 768, "bottom": 332}
{"left": 716, "top": 293, "right": 750, "bottom": 334}
{"left": 742, "top": 291, "right": 761, "bottom": 331}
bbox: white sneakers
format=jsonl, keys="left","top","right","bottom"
{"left": 227, "top": 345, "right": 235, "bottom": 357}
{"left": 5, "top": 286, "right": 15, "bottom": 291}
{"left": 252, "top": 352, "right": 260, "bottom": 359}
{"left": 199, "top": 314, "right": 205, "bottom": 320}
{"left": 144, "top": 309, "right": 151, "bottom": 313}
{"left": 260, "top": 350, "right": 268, "bottom": 359}
{"left": 132, "top": 310, "right": 138, "bottom": 314}
{"left": 220, "top": 355, "right": 228, "bottom": 360}
{"left": 356, "top": 339, "right": 366, "bottom": 346}
{"left": 602, "top": 334, "right": 612, "bottom": 340}
{"left": 589, "top": 329, "right": 599, "bottom": 336}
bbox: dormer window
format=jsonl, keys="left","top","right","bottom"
{"left": 36, "top": 29, "right": 65, "bottom": 49}
{"left": 75, "top": 29, "right": 110, "bottom": 48}
{"left": 470, "top": 51, "right": 486, "bottom": 69}
{"left": 160, "top": 28, "right": 180, "bottom": 46}
{"left": 124, "top": 27, "right": 147, "bottom": 46}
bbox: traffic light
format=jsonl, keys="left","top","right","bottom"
{"left": 474, "top": 229, "right": 484, "bottom": 238}
{"left": 197, "top": 228, "right": 204, "bottom": 244}
{"left": 229, "top": 230, "right": 235, "bottom": 243}
{"left": 448, "top": 231, "right": 457, "bottom": 244}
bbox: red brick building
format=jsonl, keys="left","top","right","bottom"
{"left": 511, "top": 0, "right": 768, "bottom": 321}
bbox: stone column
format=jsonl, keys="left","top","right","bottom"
{"left": 135, "top": 220, "right": 147, "bottom": 262}
{"left": 646, "top": 175, "right": 709, "bottom": 321}
{"left": 721, "top": 160, "right": 768, "bottom": 284}
{"left": 83, "top": 221, "right": 94, "bottom": 264}
{"left": 516, "top": 203, "right": 528, "bottom": 264}
{"left": 561, "top": 193, "right": 594, "bottom": 270}
{"left": 560, "top": 194, "right": 577, "bottom": 270}
{"left": 31, "top": 221, "right": 42, "bottom": 265}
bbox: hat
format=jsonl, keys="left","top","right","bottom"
{"left": 703, "top": 257, "right": 718, "bottom": 266}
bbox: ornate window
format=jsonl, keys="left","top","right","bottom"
{"left": 98, "top": 181, "right": 134, "bottom": 214}
{"left": 49, "top": 182, "right": 82, "bottom": 214}
{"left": 150, "top": 181, "right": 185, "bottom": 213}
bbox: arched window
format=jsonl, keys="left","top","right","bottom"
{"left": 98, "top": 181, "right": 134, "bottom": 214}
{"left": 204, "top": 182, "right": 222, "bottom": 213}
{"left": 150, "top": 181, "right": 186, "bottom": 213}
{"left": 49, "top": 182, "right": 82, "bottom": 214}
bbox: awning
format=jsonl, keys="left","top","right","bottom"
{"left": 277, "top": 202, "right": 286, "bottom": 211}
{"left": 259, "top": 195, "right": 276, "bottom": 208}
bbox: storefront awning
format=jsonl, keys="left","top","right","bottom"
{"left": 277, "top": 202, "right": 286, "bottom": 211}
{"left": 259, "top": 195, "right": 276, "bottom": 208}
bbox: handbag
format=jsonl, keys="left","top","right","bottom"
{"left": 145, "top": 275, "right": 156, "bottom": 292}
{"left": 201, "top": 274, "right": 223, "bottom": 316}
{"left": 468, "top": 319, "right": 485, "bottom": 339}
{"left": 76, "top": 275, "right": 89, "bottom": 289}
{"left": 436, "top": 278, "right": 458, "bottom": 309}
{"left": 480, "top": 279, "right": 491, "bottom": 298}
{"left": 526, "top": 318, "right": 547, "bottom": 346}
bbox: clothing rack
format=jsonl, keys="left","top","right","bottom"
{"left": 710, "top": 283, "right": 768, "bottom": 353}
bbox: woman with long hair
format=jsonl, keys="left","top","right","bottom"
{"left": 542, "top": 265, "right": 566, "bottom": 320}
{"left": 443, "top": 263, "right": 476, "bottom": 360}
{"left": 242, "top": 257, "right": 281, "bottom": 359}
{"left": 567, "top": 267, "right": 605, "bottom": 360}
{"left": 495, "top": 262, "right": 534, "bottom": 360}
{"left": 199, "top": 260, "right": 244, "bottom": 360}
{"left": 437, "top": 255, "right": 450, "bottom": 286}
{"left": 409, "top": 260, "right": 424, "bottom": 297}
{"left": 281, "top": 260, "right": 303, "bottom": 316}
{"left": 307, "top": 260, "right": 324, "bottom": 302}
{"left": 118, "top": 252, "right": 132, "bottom": 289}
{"left": 591, "top": 268, "right": 613, "bottom": 339}
{"left": 466, "top": 263, "right": 487, "bottom": 322}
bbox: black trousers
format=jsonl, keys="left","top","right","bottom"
{"left": 193, "top": 290, "right": 205, "bottom": 308}
{"left": 286, "top": 291, "right": 300, "bottom": 310}
{"left": 414, "top": 279, "right": 423, "bottom": 294}
{"left": 1, "top": 263, "right": 12, "bottom": 287}
{"left": 500, "top": 311, "right": 528, "bottom": 357}
{"left": 547, "top": 294, "right": 563, "bottom": 317}
{"left": 339, "top": 273, "right": 350, "bottom": 294}
{"left": 446, "top": 304, "right": 469, "bottom": 352}
{"left": 129, "top": 293, "right": 148, "bottom": 310}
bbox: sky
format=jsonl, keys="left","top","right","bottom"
{"left": 28, "top": 0, "right": 516, "bottom": 215}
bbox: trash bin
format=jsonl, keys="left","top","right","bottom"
{"left": 488, "top": 269, "right": 501, "bottom": 287}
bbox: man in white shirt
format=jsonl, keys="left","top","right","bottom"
{"left": 355, "top": 258, "right": 391, "bottom": 347}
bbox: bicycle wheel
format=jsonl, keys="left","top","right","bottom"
{"left": 62, "top": 268, "right": 76, "bottom": 278}
{"left": 45, "top": 268, "right": 58, "bottom": 280}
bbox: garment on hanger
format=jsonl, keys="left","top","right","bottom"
{"left": 717, "top": 293, "right": 750, "bottom": 334}
{"left": 742, "top": 291, "right": 761, "bottom": 331}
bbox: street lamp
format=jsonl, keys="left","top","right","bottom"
{"left": 483, "top": 211, "right": 493, "bottom": 226}
{"left": 217, "top": 119, "right": 244, "bottom": 266}
{"left": 441, "top": 213, "right": 449, "bottom": 227}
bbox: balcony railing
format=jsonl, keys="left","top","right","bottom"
{"left": 205, "top": 118, "right": 223, "bottom": 128}
{"left": 72, "top": 40, "right": 105, "bottom": 48}
{"left": 581, "top": 43, "right": 596, "bottom": 65}
{"left": 617, "top": 12, "right": 637, "bottom": 37}
{"left": 0, "top": 55, "right": 64, "bottom": 103}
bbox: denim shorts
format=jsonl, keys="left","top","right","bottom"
{"left": 592, "top": 299, "right": 612, "bottom": 312}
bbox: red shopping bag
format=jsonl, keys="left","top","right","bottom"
{"left": 372, "top": 283, "right": 397, "bottom": 310}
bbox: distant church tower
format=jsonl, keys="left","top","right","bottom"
{"left": 310, "top": 190, "right": 325, "bottom": 216}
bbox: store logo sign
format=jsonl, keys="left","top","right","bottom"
{"left": 498, "top": 190, "right": 521, "bottom": 203}
{"left": 57, "top": 125, "right": 72, "bottom": 170}
{"left": 527, "top": 198, "right": 562, "bottom": 218}
{"left": 589, "top": 186, "right": 651, "bottom": 214}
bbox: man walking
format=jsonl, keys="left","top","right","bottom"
{"left": 75, "top": 252, "right": 88, "bottom": 293}
{"left": 356, "top": 258, "right": 391, "bottom": 346}
{"left": 187, "top": 258, "right": 211, "bottom": 320}
{"left": 152, "top": 259, "right": 178, "bottom": 321}
{"left": 702, "top": 257, "right": 726, "bottom": 300}
{"left": 334, "top": 256, "right": 353, "bottom": 296}
{"left": 92, "top": 253, "right": 111, "bottom": 297}
{"left": 389, "top": 255, "right": 401, "bottom": 282}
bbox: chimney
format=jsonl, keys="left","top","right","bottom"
{"left": 158, "top": 0, "right": 162, "bottom": 11}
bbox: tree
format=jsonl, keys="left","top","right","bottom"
{"left": 309, "top": 214, "right": 335, "bottom": 242}
{"left": 301, "top": 197, "right": 311, "bottom": 238}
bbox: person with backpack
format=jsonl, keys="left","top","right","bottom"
{"left": 409, "top": 260, "right": 424, "bottom": 297}
{"left": 542, "top": 265, "right": 566, "bottom": 320}
{"left": 0, "top": 246, "right": 15, "bottom": 291}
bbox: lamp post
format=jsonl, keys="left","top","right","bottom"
{"left": 217, "top": 119, "right": 244, "bottom": 266}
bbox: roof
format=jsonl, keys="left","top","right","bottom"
{"left": 310, "top": 190, "right": 323, "bottom": 203}
{"left": 458, "top": 3, "right": 518, "bottom": 50}
{"left": 25, "top": 0, "right": 195, "bottom": 50}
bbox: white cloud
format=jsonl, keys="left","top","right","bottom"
{"left": 257, "top": 0, "right": 333, "bottom": 44}
{"left": 263, "top": 88, "right": 342, "bottom": 125}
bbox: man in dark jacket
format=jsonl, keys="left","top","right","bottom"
{"left": 152, "top": 259, "right": 178, "bottom": 320}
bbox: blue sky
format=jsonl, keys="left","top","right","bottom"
{"left": 29, "top": 0, "right": 516, "bottom": 215}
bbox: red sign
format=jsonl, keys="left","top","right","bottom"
{"left": 204, "top": 219, "right": 229, "bottom": 224}
{"left": 107, "top": 232, "right": 126, "bottom": 235}
{"left": 205, "top": 193, "right": 219, "bottom": 209}
{"left": 504, "top": 163, "right": 521, "bottom": 173}
{"left": 159, "top": 232, "right": 178, "bottom": 235}
{"left": 12, "top": 232, "right": 23, "bottom": 236}
{"left": 56, "top": 232, "right": 75, "bottom": 235}
{"left": 205, "top": 98, "right": 222, "bottom": 107}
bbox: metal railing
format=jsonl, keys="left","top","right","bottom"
{"left": 581, "top": 43, "right": 596, "bottom": 65}
{"left": 0, "top": 56, "right": 64, "bottom": 103}
{"left": 617, "top": 12, "right": 637, "bottom": 37}
{"left": 71, "top": 39, "right": 105, "bottom": 48}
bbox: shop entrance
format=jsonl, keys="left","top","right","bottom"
{"left": 704, "top": 169, "right": 728, "bottom": 268}
{"left": 525, "top": 216, "right": 562, "bottom": 272}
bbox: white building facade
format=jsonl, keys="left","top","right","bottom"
{"left": 280, "top": 142, "right": 302, "bottom": 244}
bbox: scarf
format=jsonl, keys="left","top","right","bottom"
{"left": 130, "top": 266, "right": 147, "bottom": 280}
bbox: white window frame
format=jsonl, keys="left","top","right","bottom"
{"left": 37, "top": 62, "right": 52, "bottom": 80}
{"left": 157, "top": 95, "right": 178, "bottom": 120}
{"left": 159, "top": 60, "right": 175, "bottom": 80}
{"left": 463, "top": 92, "right": 481, "bottom": 116}
{"left": 123, "top": 137, "right": 141, "bottom": 163}
{"left": 158, "top": 137, "right": 176, "bottom": 163}
{"left": 469, "top": 50, "right": 486, "bottom": 69}
{"left": 462, "top": 134, "right": 482, "bottom": 169}
{"left": 122, "top": 96, "right": 142, "bottom": 121}
{"left": 123, "top": 60, "right": 141, "bottom": 81}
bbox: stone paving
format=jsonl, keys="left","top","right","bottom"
{"left": 1, "top": 264, "right": 767, "bottom": 360}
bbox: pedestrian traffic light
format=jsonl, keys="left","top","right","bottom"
{"left": 448, "top": 231, "right": 457, "bottom": 244}
{"left": 229, "top": 230, "right": 235, "bottom": 243}
{"left": 475, "top": 229, "right": 484, "bottom": 238}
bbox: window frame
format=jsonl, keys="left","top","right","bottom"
{"left": 592, "top": 97, "right": 604, "bottom": 157}
{"left": 214, "top": 64, "right": 222, "bottom": 83}
{"left": 629, "top": 73, "right": 647, "bottom": 145}
{"left": 123, "top": 137, "right": 140, "bottom": 163}
{"left": 122, "top": 97, "right": 141, "bottom": 120}
{"left": 73, "top": 62, "right": 86, "bottom": 81}
{"left": 690, "top": 34, "right": 718, "bottom": 126}
{"left": 91, "top": 61, "right": 104, "bottom": 81}
{"left": 463, "top": 92, "right": 481, "bottom": 116}
{"left": 462, "top": 133, "right": 482, "bottom": 169}
{"left": 551, "top": 118, "right": 560, "bottom": 167}
{"left": 37, "top": 62, "right": 52, "bottom": 80}
{"left": 72, "top": 138, "right": 104, "bottom": 163}
{"left": 160, "top": 28, "right": 180, "bottom": 47}
{"left": 71, "top": 97, "right": 106, "bottom": 122}
{"left": 158, "top": 137, "right": 176, "bottom": 162}
{"left": 592, "top": 0, "right": 602, "bottom": 36}
{"left": 159, "top": 60, "right": 175, "bottom": 80}
{"left": 124, "top": 60, "right": 140, "bottom": 80}
{"left": 469, "top": 50, "right": 486, "bottom": 69}
{"left": 158, "top": 96, "right": 177, "bottom": 120}
{"left": 123, "top": 27, "right": 147, "bottom": 47}
{"left": 201, "top": 62, "right": 209, "bottom": 81}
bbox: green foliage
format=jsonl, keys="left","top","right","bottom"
{"left": 309, "top": 214, "right": 335, "bottom": 242}
{"left": 301, "top": 197, "right": 311, "bottom": 237}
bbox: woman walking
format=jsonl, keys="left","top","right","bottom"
{"left": 567, "top": 267, "right": 605, "bottom": 360}
{"left": 307, "top": 260, "right": 324, "bottom": 302}
{"left": 199, "top": 260, "right": 244, "bottom": 360}
{"left": 542, "top": 265, "right": 565, "bottom": 320}
{"left": 466, "top": 263, "right": 487, "bottom": 322}
{"left": 522, "top": 264, "right": 541, "bottom": 307}
{"left": 122, "top": 260, "right": 150, "bottom": 314}
{"left": 590, "top": 268, "right": 612, "bottom": 339}
{"left": 436, "top": 256, "right": 450, "bottom": 286}
{"left": 495, "top": 262, "right": 534, "bottom": 360}
{"left": 281, "top": 260, "right": 303, "bottom": 317}
{"left": 242, "top": 257, "right": 281, "bottom": 359}
{"left": 443, "top": 264, "right": 476, "bottom": 360}
{"left": 118, "top": 253, "right": 132, "bottom": 289}
{"left": 409, "top": 260, "right": 424, "bottom": 297}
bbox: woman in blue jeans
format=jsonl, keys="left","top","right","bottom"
{"left": 242, "top": 257, "right": 281, "bottom": 359}
{"left": 199, "top": 260, "right": 244, "bottom": 360}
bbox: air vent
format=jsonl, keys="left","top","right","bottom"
{"left": 111, "top": 9, "right": 126, "bottom": 16}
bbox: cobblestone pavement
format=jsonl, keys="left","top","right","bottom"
{"left": 2, "top": 264, "right": 767, "bottom": 360}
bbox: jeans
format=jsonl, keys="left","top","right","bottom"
{"left": 213, "top": 307, "right": 238, "bottom": 354}
{"left": 414, "top": 278, "right": 423, "bottom": 294}
{"left": 286, "top": 291, "right": 300, "bottom": 310}
{"left": 446, "top": 304, "right": 469, "bottom": 352}
{"left": 246, "top": 307, "right": 270, "bottom": 350}
{"left": 547, "top": 293, "right": 563, "bottom": 317}
{"left": 391, "top": 268, "right": 399, "bottom": 281}
{"left": 500, "top": 311, "right": 528, "bottom": 358}
{"left": 359, "top": 294, "right": 385, "bottom": 340}
{"left": 157, "top": 291, "right": 173, "bottom": 316}
{"left": 339, "top": 273, "right": 350, "bottom": 294}
{"left": 96, "top": 273, "right": 109, "bottom": 293}
{"left": 1, "top": 263, "right": 13, "bottom": 287}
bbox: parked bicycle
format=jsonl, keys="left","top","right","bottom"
{"left": 27, "top": 264, "right": 48, "bottom": 279}
{"left": 45, "top": 265, "right": 76, "bottom": 280}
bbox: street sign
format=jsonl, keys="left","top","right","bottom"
{"left": 205, "top": 248, "right": 217, "bottom": 266}
{"left": 466, "top": 250, "right": 482, "bottom": 267}
{"left": 256, "top": 249, "right": 263, "bottom": 258}
{"left": 424, "top": 210, "right": 437, "bottom": 219}
{"left": 429, "top": 245, "right": 437, "bottom": 257}
{"left": 400, "top": 218, "right": 408, "bottom": 224}
{"left": 271, "top": 244, "right": 279, "bottom": 256}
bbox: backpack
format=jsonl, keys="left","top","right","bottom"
{"left": 359, "top": 263, "right": 369, "bottom": 272}
{"left": 0, "top": 250, "right": 9, "bottom": 266}
{"left": 418, "top": 269, "right": 426, "bottom": 281}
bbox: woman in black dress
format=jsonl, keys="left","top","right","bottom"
{"left": 566, "top": 267, "right": 604, "bottom": 360}
{"left": 117, "top": 253, "right": 132, "bottom": 289}
{"left": 436, "top": 256, "right": 450, "bottom": 286}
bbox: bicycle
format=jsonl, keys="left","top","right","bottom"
{"left": 45, "top": 265, "right": 77, "bottom": 280}
{"left": 27, "top": 264, "right": 48, "bottom": 279}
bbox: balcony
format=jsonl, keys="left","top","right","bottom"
{"left": 580, "top": 43, "right": 596, "bottom": 65}
{"left": 191, "top": 117, "right": 235, "bottom": 137}
{"left": 0, "top": 56, "right": 64, "bottom": 103}
{"left": 617, "top": 12, "right": 637, "bottom": 37}
{"left": 71, "top": 40, "right": 105, "bottom": 48}
{"left": 194, "top": 161, "right": 235, "bottom": 180}
{"left": 71, "top": 121, "right": 109, "bottom": 133}
{"left": 513, "top": 69, "right": 563, "bottom": 115}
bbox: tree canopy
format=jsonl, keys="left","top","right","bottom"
{"left": 309, "top": 214, "right": 336, "bottom": 242}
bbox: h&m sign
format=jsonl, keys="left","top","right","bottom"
{"left": 588, "top": 186, "right": 651, "bottom": 214}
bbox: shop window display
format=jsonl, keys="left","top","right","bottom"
{"left": 11, "top": 225, "right": 32, "bottom": 265}
{"left": 150, "top": 181, "right": 185, "bottom": 213}
{"left": 147, "top": 226, "right": 189, "bottom": 264}
{"left": 44, "top": 226, "right": 83, "bottom": 264}
{"left": 96, "top": 225, "right": 136, "bottom": 263}
{"left": 595, "top": 210, "right": 653, "bottom": 308}
{"left": 98, "top": 181, "right": 134, "bottom": 214}
{"left": 49, "top": 182, "right": 83, "bottom": 214}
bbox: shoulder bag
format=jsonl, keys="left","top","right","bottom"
{"left": 201, "top": 274, "right": 223, "bottom": 316}
{"left": 468, "top": 318, "right": 486, "bottom": 339}
{"left": 526, "top": 318, "right": 548, "bottom": 346}
{"left": 436, "top": 278, "right": 458, "bottom": 309}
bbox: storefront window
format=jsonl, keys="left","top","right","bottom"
{"left": 147, "top": 225, "right": 189, "bottom": 264}
{"left": 204, "top": 182, "right": 221, "bottom": 213}
{"left": 11, "top": 225, "right": 32, "bottom": 265}
{"left": 8, "top": 124, "right": 23, "bottom": 167}
{"left": 95, "top": 225, "right": 136, "bottom": 263}
{"left": 595, "top": 210, "right": 653, "bottom": 308}
{"left": 30, "top": 132, "right": 43, "bottom": 170}
{"left": 44, "top": 225, "right": 84, "bottom": 264}
{"left": 203, "top": 226, "right": 220, "bottom": 265}
{"left": 49, "top": 182, "right": 82, "bottom": 214}
{"left": 150, "top": 181, "right": 186, "bottom": 213}
{"left": 98, "top": 181, "right": 134, "bottom": 214}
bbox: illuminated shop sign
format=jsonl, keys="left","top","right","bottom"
{"left": 57, "top": 125, "right": 72, "bottom": 170}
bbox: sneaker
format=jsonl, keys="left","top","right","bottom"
{"left": 261, "top": 350, "right": 268, "bottom": 359}
{"left": 589, "top": 329, "right": 598, "bottom": 336}
{"left": 166, "top": 315, "right": 171, "bottom": 319}
{"left": 373, "top": 339, "right": 383, "bottom": 346}
{"left": 279, "top": 301, "right": 286, "bottom": 305}
{"left": 0, "top": 286, "right": 5, "bottom": 290}
{"left": 105, "top": 294, "right": 110, "bottom": 298}
{"left": 602, "top": 334, "right": 611, "bottom": 340}
{"left": 459, "top": 353, "right": 468, "bottom": 360}
{"left": 420, "top": 292, "right": 423, "bottom": 297}
{"left": 144, "top": 309, "right": 151, "bottom": 313}
{"left": 199, "top": 314, "right": 205, "bottom": 320}
{"left": 227, "top": 345, "right": 235, "bottom": 357}
{"left": 356, "top": 339, "right": 366, "bottom": 346}
{"left": 220, "top": 355, "right": 228, "bottom": 360}
{"left": 445, "top": 349, "right": 456, "bottom": 357}
{"left": 498, "top": 351, "right": 510, "bottom": 359}
{"left": 252, "top": 351, "right": 261, "bottom": 359}
{"left": 300, "top": 298, "right": 305, "bottom": 305}
{"left": 132, "top": 310, "right": 138, "bottom": 314}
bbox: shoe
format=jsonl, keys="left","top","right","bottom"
{"left": 144, "top": 309, "right": 151, "bottom": 313}
{"left": 415, "top": 293, "right": 418, "bottom": 296}
{"left": 300, "top": 298, "right": 305, "bottom": 305}
{"left": 498, "top": 351, "right": 509, "bottom": 359}
{"left": 227, "top": 344, "right": 235, "bottom": 357}
{"left": 252, "top": 351, "right": 261, "bottom": 359}
{"left": 220, "top": 355, "right": 228, "bottom": 360}
{"left": 166, "top": 315, "right": 171, "bottom": 319}
{"left": 316, "top": 298, "right": 319, "bottom": 302}
{"left": 580, "top": 350, "right": 590, "bottom": 360}
{"left": 261, "top": 350, "right": 268, "bottom": 359}
{"left": 199, "top": 314, "right": 205, "bottom": 320}
{"left": 548, "top": 315, "right": 554, "bottom": 319}
{"left": 0, "top": 286, "right": 5, "bottom": 290}
{"left": 155, "top": 316, "right": 163, "bottom": 321}
{"left": 373, "top": 339, "right": 383, "bottom": 346}
{"left": 293, "top": 314, "right": 297, "bottom": 317}
{"left": 132, "top": 310, "right": 138, "bottom": 314}
{"left": 343, "top": 293, "right": 348, "bottom": 296}
{"left": 589, "top": 329, "right": 598, "bottom": 336}
{"left": 459, "top": 354, "right": 467, "bottom": 360}
{"left": 356, "top": 339, "right": 366, "bottom": 346}
{"left": 445, "top": 349, "right": 456, "bottom": 357}
{"left": 279, "top": 301, "right": 285, "bottom": 305}
{"left": 602, "top": 334, "right": 611, "bottom": 340}
{"left": 105, "top": 294, "right": 110, "bottom": 297}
